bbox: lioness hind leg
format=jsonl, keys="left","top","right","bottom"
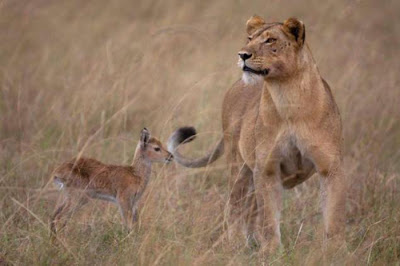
{"left": 244, "top": 179, "right": 258, "bottom": 248}
{"left": 228, "top": 163, "right": 256, "bottom": 243}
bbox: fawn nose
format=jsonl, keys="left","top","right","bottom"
{"left": 167, "top": 153, "right": 174, "bottom": 161}
{"left": 238, "top": 52, "right": 252, "bottom": 61}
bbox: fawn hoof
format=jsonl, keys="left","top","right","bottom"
{"left": 245, "top": 233, "right": 260, "bottom": 250}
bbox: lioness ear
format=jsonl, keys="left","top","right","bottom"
{"left": 246, "top": 15, "right": 266, "bottom": 35}
{"left": 283, "top": 17, "right": 305, "bottom": 46}
{"left": 140, "top": 128, "right": 150, "bottom": 148}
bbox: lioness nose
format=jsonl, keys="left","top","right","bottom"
{"left": 238, "top": 52, "right": 252, "bottom": 61}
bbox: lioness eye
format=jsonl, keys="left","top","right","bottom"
{"left": 154, "top": 147, "right": 161, "bottom": 152}
{"left": 265, "top": 38, "right": 277, "bottom": 44}
{"left": 247, "top": 36, "right": 252, "bottom": 41}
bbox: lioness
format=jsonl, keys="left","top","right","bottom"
{"left": 168, "top": 16, "right": 346, "bottom": 252}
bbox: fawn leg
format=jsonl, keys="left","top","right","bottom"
{"left": 50, "top": 197, "right": 70, "bottom": 235}
{"left": 117, "top": 191, "right": 135, "bottom": 230}
{"left": 57, "top": 194, "right": 89, "bottom": 232}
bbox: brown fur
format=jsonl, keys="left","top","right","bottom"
{"left": 50, "top": 128, "right": 172, "bottom": 235}
{"left": 168, "top": 16, "right": 346, "bottom": 252}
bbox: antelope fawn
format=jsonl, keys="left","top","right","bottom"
{"left": 50, "top": 128, "right": 173, "bottom": 235}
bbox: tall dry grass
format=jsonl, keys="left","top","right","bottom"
{"left": 1, "top": 0, "right": 400, "bottom": 264}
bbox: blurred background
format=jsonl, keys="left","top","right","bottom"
{"left": 1, "top": 0, "right": 399, "bottom": 264}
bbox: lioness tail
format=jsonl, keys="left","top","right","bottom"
{"left": 167, "top": 127, "right": 224, "bottom": 168}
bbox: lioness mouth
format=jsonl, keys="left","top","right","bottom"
{"left": 243, "top": 66, "right": 269, "bottom": 76}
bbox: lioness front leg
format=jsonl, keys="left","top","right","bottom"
{"left": 308, "top": 145, "right": 346, "bottom": 247}
{"left": 253, "top": 147, "right": 282, "bottom": 253}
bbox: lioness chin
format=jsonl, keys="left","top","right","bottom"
{"left": 168, "top": 16, "right": 346, "bottom": 253}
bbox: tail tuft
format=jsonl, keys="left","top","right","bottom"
{"left": 168, "top": 126, "right": 196, "bottom": 153}
{"left": 175, "top": 127, "right": 196, "bottom": 144}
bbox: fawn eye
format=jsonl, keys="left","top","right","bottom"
{"left": 247, "top": 36, "right": 252, "bottom": 41}
{"left": 154, "top": 147, "right": 161, "bottom": 152}
{"left": 265, "top": 38, "right": 277, "bottom": 44}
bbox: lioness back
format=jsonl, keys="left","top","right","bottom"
{"left": 222, "top": 79, "right": 263, "bottom": 168}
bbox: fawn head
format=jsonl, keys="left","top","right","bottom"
{"left": 140, "top": 128, "right": 173, "bottom": 163}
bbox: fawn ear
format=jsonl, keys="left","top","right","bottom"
{"left": 246, "top": 15, "right": 266, "bottom": 35}
{"left": 283, "top": 17, "right": 305, "bottom": 46}
{"left": 140, "top": 128, "right": 150, "bottom": 147}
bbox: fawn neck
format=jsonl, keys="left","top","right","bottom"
{"left": 131, "top": 143, "right": 152, "bottom": 183}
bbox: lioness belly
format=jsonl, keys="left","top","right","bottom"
{"left": 279, "top": 143, "right": 315, "bottom": 189}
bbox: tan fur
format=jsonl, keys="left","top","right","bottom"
{"left": 50, "top": 128, "right": 172, "bottom": 235}
{"left": 169, "top": 16, "right": 346, "bottom": 252}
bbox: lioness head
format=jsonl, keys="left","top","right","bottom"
{"left": 238, "top": 16, "right": 306, "bottom": 83}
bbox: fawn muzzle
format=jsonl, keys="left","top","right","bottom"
{"left": 166, "top": 153, "right": 174, "bottom": 163}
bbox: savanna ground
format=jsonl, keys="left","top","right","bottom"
{"left": 1, "top": 0, "right": 400, "bottom": 265}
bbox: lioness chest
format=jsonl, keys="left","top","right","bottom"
{"left": 245, "top": 118, "right": 314, "bottom": 188}
{"left": 224, "top": 80, "right": 315, "bottom": 188}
